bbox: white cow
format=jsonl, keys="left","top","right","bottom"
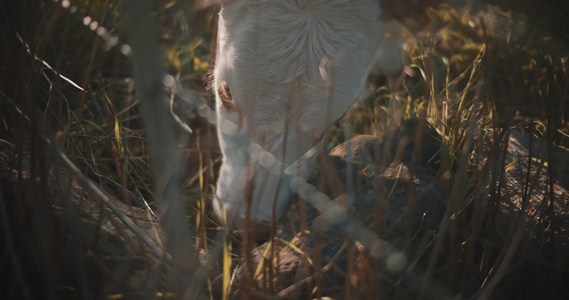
{"left": 211, "top": 0, "right": 426, "bottom": 230}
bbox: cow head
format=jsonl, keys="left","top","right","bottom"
{"left": 212, "top": 0, "right": 406, "bottom": 230}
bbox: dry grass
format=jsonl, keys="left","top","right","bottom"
{"left": 1, "top": 1, "right": 568, "bottom": 299}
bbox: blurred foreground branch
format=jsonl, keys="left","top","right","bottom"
{"left": 122, "top": 0, "right": 201, "bottom": 298}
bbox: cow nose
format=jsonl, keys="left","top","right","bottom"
{"left": 213, "top": 195, "right": 273, "bottom": 243}
{"left": 232, "top": 216, "right": 272, "bottom": 244}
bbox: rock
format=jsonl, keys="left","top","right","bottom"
{"left": 328, "top": 118, "right": 446, "bottom": 252}
{"left": 329, "top": 134, "right": 384, "bottom": 167}
{"left": 329, "top": 118, "right": 442, "bottom": 171}
{"left": 474, "top": 130, "right": 569, "bottom": 264}
{"left": 229, "top": 239, "right": 312, "bottom": 299}
{"left": 229, "top": 119, "right": 448, "bottom": 298}
{"left": 355, "top": 162, "right": 445, "bottom": 251}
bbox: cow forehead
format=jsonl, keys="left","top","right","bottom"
{"left": 218, "top": 0, "right": 381, "bottom": 84}
{"left": 216, "top": 0, "right": 384, "bottom": 133}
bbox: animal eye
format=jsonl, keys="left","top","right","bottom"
{"left": 217, "top": 83, "right": 235, "bottom": 110}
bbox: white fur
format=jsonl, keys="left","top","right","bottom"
{"left": 213, "top": 0, "right": 404, "bottom": 225}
